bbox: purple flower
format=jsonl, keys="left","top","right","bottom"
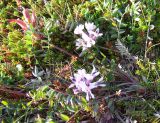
{"left": 69, "top": 66, "right": 105, "bottom": 101}
{"left": 74, "top": 22, "right": 103, "bottom": 52}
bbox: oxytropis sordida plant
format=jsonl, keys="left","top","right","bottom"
{"left": 69, "top": 22, "right": 105, "bottom": 101}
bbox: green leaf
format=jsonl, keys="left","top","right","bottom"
{"left": 1, "top": 100, "right": 8, "bottom": 107}
{"left": 60, "top": 114, "right": 70, "bottom": 121}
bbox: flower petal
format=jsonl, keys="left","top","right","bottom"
{"left": 86, "top": 93, "right": 90, "bottom": 101}
{"left": 69, "top": 84, "right": 75, "bottom": 88}
{"left": 89, "top": 91, "right": 95, "bottom": 99}
{"left": 85, "top": 22, "right": 96, "bottom": 32}
{"left": 89, "top": 77, "right": 104, "bottom": 89}
{"left": 81, "top": 32, "right": 91, "bottom": 42}
{"left": 91, "top": 65, "right": 100, "bottom": 77}
{"left": 73, "top": 89, "right": 80, "bottom": 94}
{"left": 91, "top": 65, "right": 96, "bottom": 74}
{"left": 74, "top": 24, "right": 84, "bottom": 34}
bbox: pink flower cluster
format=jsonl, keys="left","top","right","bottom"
{"left": 74, "top": 22, "right": 103, "bottom": 51}
{"left": 69, "top": 66, "right": 105, "bottom": 101}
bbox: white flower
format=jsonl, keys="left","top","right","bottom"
{"left": 88, "top": 28, "right": 103, "bottom": 40}
{"left": 74, "top": 24, "right": 84, "bottom": 35}
{"left": 85, "top": 22, "right": 96, "bottom": 32}
{"left": 75, "top": 38, "right": 88, "bottom": 51}
{"left": 74, "top": 22, "right": 103, "bottom": 52}
{"left": 69, "top": 65, "right": 105, "bottom": 101}
{"left": 16, "top": 64, "right": 23, "bottom": 72}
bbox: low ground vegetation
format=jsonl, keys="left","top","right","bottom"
{"left": 0, "top": 0, "right": 160, "bottom": 122}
